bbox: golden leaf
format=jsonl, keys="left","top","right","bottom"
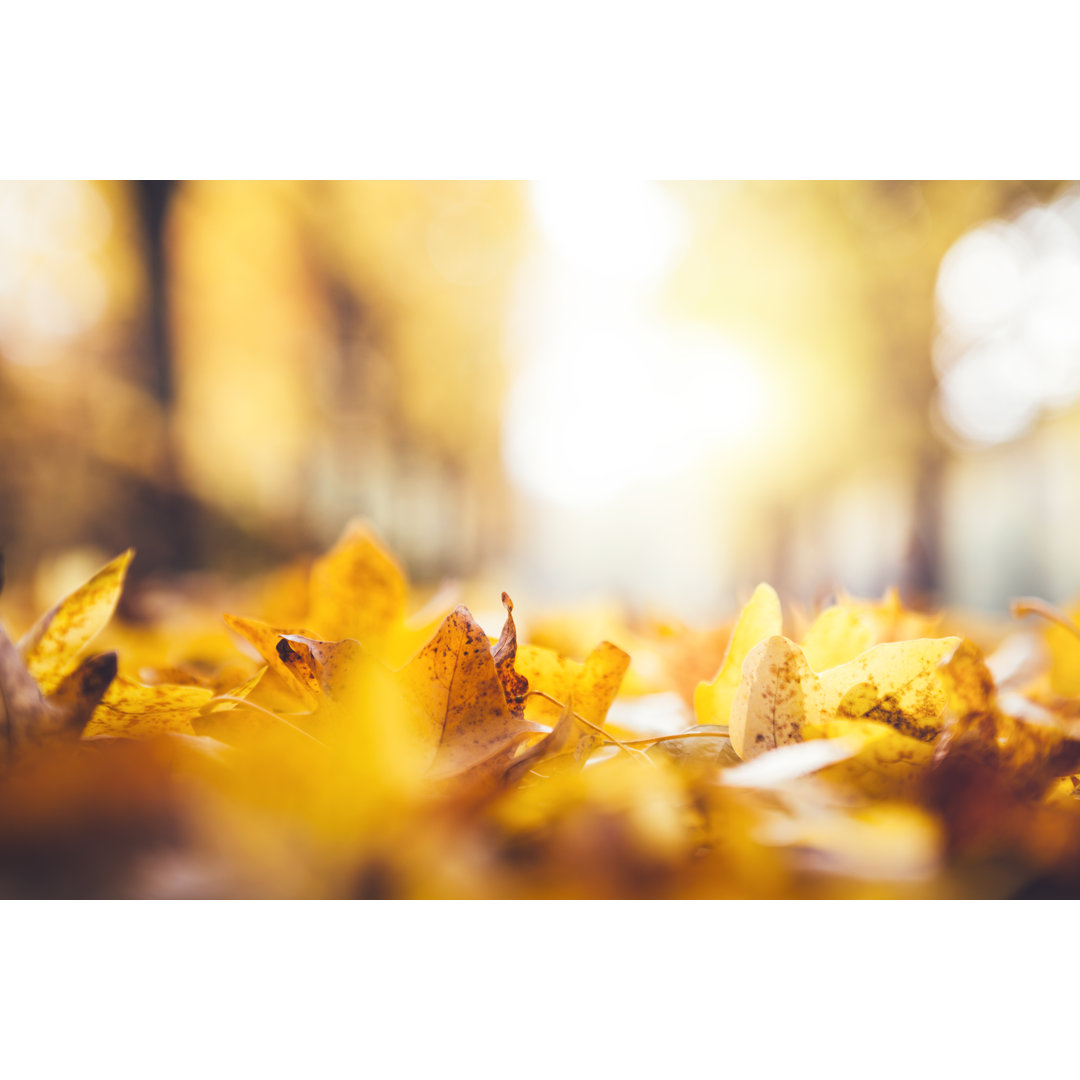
{"left": 815, "top": 637, "right": 962, "bottom": 743}
{"left": 84, "top": 677, "right": 214, "bottom": 739}
{"left": 694, "top": 583, "right": 782, "bottom": 729}
{"left": 801, "top": 604, "right": 874, "bottom": 671}
{"left": 307, "top": 520, "right": 408, "bottom": 645}
{"left": 397, "top": 605, "right": 543, "bottom": 778}
{"left": 19, "top": 549, "right": 133, "bottom": 694}
{"left": 223, "top": 613, "right": 320, "bottom": 707}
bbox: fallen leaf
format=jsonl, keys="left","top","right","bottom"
{"left": 492, "top": 592, "right": 529, "bottom": 720}
{"left": 306, "top": 520, "right": 408, "bottom": 645}
{"left": 728, "top": 635, "right": 813, "bottom": 759}
{"left": 18, "top": 549, "right": 133, "bottom": 694}
{"left": 815, "top": 637, "right": 962, "bottom": 743}
{"left": 84, "top": 677, "right": 214, "bottom": 739}
{"left": 1, "top": 623, "right": 117, "bottom": 755}
{"left": 801, "top": 603, "right": 874, "bottom": 671}
{"left": 223, "top": 614, "right": 321, "bottom": 707}
{"left": 398, "top": 604, "right": 543, "bottom": 778}
{"left": 694, "top": 583, "right": 782, "bottom": 729}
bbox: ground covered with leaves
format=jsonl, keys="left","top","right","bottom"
{"left": 4, "top": 523, "right": 1080, "bottom": 898}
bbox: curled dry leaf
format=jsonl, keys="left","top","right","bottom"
{"left": 223, "top": 614, "right": 321, "bottom": 708}
{"left": 274, "top": 634, "right": 364, "bottom": 702}
{"left": 2, "top": 547, "right": 132, "bottom": 759}
{"left": 18, "top": 549, "right": 132, "bottom": 694}
{"left": 2, "top": 613, "right": 118, "bottom": 757}
{"left": 934, "top": 639, "right": 1080, "bottom": 799}
{"left": 398, "top": 604, "right": 544, "bottom": 779}
{"left": 227, "top": 596, "right": 547, "bottom": 784}
{"left": 493, "top": 593, "right": 529, "bottom": 720}
{"left": 47, "top": 652, "right": 120, "bottom": 733}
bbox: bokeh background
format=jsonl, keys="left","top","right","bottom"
{"left": 2, "top": 180, "right": 1079, "bottom": 619}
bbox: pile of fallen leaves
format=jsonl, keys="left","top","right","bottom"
{"left": 4, "top": 522, "right": 1080, "bottom": 898}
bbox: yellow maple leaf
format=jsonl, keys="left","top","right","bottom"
{"left": 306, "top": 520, "right": 408, "bottom": 645}
{"left": 397, "top": 604, "right": 544, "bottom": 779}
{"left": 84, "top": 677, "right": 214, "bottom": 739}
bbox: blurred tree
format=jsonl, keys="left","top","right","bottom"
{"left": 838, "top": 180, "right": 1066, "bottom": 604}
{"left": 666, "top": 180, "right": 1068, "bottom": 607}
{"left": 167, "top": 181, "right": 524, "bottom": 582}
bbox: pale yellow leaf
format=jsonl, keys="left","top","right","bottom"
{"left": 801, "top": 604, "right": 874, "bottom": 671}
{"left": 816, "top": 637, "right": 962, "bottom": 743}
{"left": 694, "top": 584, "right": 782, "bottom": 728}
{"left": 729, "top": 635, "right": 813, "bottom": 759}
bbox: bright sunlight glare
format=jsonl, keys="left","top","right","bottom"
{"left": 527, "top": 180, "right": 687, "bottom": 292}
{"left": 504, "top": 181, "right": 765, "bottom": 509}
{"left": 503, "top": 321, "right": 764, "bottom": 507}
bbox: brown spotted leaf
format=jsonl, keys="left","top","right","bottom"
{"left": 398, "top": 605, "right": 544, "bottom": 778}
{"left": 19, "top": 549, "right": 133, "bottom": 694}
{"left": 223, "top": 614, "right": 321, "bottom": 708}
{"left": 728, "top": 635, "right": 813, "bottom": 759}
{"left": 816, "top": 637, "right": 961, "bottom": 744}
{"left": 46, "top": 652, "right": 119, "bottom": 734}
{"left": 492, "top": 593, "right": 529, "bottom": 720}
{"left": 274, "top": 634, "right": 365, "bottom": 703}
{"left": 84, "top": 677, "right": 214, "bottom": 739}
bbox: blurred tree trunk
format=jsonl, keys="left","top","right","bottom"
{"left": 131, "top": 180, "right": 193, "bottom": 572}
{"left": 136, "top": 181, "right": 179, "bottom": 404}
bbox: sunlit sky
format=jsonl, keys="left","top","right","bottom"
{"left": 503, "top": 181, "right": 765, "bottom": 509}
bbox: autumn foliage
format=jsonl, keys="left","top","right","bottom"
{"left": 4, "top": 523, "right": 1080, "bottom": 898}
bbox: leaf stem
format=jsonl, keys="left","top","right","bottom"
{"left": 1011, "top": 598, "right": 1080, "bottom": 643}
{"left": 620, "top": 730, "right": 730, "bottom": 748}
{"left": 204, "top": 695, "right": 328, "bottom": 748}
{"left": 524, "top": 689, "right": 654, "bottom": 765}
